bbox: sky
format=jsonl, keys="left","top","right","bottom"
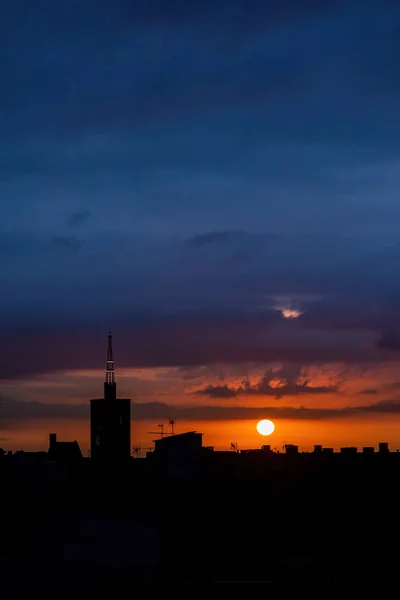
{"left": 2, "top": 1, "right": 400, "bottom": 454}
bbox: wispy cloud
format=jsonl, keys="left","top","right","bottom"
{"left": 2, "top": 398, "right": 400, "bottom": 423}
{"left": 66, "top": 209, "right": 91, "bottom": 227}
{"left": 50, "top": 236, "right": 82, "bottom": 250}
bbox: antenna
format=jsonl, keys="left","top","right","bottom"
{"left": 148, "top": 422, "right": 176, "bottom": 440}
{"left": 133, "top": 446, "right": 153, "bottom": 458}
{"left": 148, "top": 424, "right": 166, "bottom": 439}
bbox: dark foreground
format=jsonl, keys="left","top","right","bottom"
{"left": 1, "top": 455, "right": 398, "bottom": 594}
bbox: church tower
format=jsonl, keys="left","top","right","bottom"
{"left": 90, "top": 332, "right": 131, "bottom": 462}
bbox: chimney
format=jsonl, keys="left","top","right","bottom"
{"left": 49, "top": 433, "right": 57, "bottom": 448}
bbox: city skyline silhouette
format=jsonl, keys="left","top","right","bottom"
{"left": 3, "top": 331, "right": 400, "bottom": 457}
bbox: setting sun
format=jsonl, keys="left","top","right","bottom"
{"left": 256, "top": 419, "right": 275, "bottom": 436}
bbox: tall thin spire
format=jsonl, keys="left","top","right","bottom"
{"left": 106, "top": 331, "right": 115, "bottom": 385}
{"left": 104, "top": 331, "right": 116, "bottom": 400}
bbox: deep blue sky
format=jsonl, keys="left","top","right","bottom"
{"left": 2, "top": 0, "right": 400, "bottom": 379}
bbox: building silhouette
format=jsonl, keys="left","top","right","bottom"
{"left": 152, "top": 431, "right": 203, "bottom": 478}
{"left": 90, "top": 332, "right": 131, "bottom": 462}
{"left": 48, "top": 433, "right": 82, "bottom": 463}
{"left": 379, "top": 442, "right": 389, "bottom": 453}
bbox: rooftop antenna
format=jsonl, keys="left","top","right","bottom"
{"left": 104, "top": 331, "right": 116, "bottom": 400}
{"left": 148, "top": 424, "right": 165, "bottom": 439}
{"left": 133, "top": 446, "right": 153, "bottom": 458}
{"left": 169, "top": 420, "right": 175, "bottom": 435}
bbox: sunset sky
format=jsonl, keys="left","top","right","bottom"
{"left": 2, "top": 1, "right": 400, "bottom": 454}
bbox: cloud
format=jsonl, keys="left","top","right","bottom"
{"left": 184, "top": 231, "right": 245, "bottom": 248}
{"left": 359, "top": 382, "right": 400, "bottom": 395}
{"left": 196, "top": 364, "right": 339, "bottom": 399}
{"left": 50, "top": 236, "right": 82, "bottom": 250}
{"left": 3, "top": 229, "right": 400, "bottom": 333}
{"left": 3, "top": 1, "right": 400, "bottom": 383}
{"left": 353, "top": 399, "right": 400, "bottom": 415}
{"left": 2, "top": 398, "right": 400, "bottom": 423}
{"left": 375, "top": 330, "right": 400, "bottom": 352}
{"left": 0, "top": 311, "right": 385, "bottom": 381}
{"left": 90, "top": 0, "right": 346, "bottom": 31}
{"left": 196, "top": 384, "right": 239, "bottom": 399}
{"left": 67, "top": 209, "right": 91, "bottom": 227}
{"left": 2, "top": 1, "right": 400, "bottom": 157}
{"left": 0, "top": 400, "right": 88, "bottom": 421}
{"left": 176, "top": 365, "right": 226, "bottom": 381}
{"left": 384, "top": 381, "right": 400, "bottom": 390}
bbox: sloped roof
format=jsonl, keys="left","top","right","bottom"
{"left": 48, "top": 440, "right": 82, "bottom": 462}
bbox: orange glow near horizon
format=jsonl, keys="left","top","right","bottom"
{"left": 3, "top": 415, "right": 400, "bottom": 456}
{"left": 4, "top": 362, "right": 400, "bottom": 455}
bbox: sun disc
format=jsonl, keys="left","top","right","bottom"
{"left": 256, "top": 419, "right": 275, "bottom": 436}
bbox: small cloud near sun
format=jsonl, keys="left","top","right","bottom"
{"left": 278, "top": 307, "right": 303, "bottom": 319}
{"left": 272, "top": 294, "right": 313, "bottom": 319}
{"left": 271, "top": 295, "right": 304, "bottom": 319}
